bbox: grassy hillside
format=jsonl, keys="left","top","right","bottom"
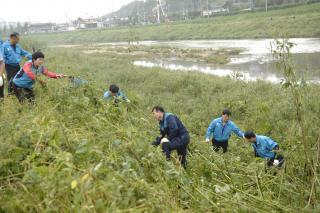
{"left": 32, "top": 3, "right": 320, "bottom": 45}
{"left": 0, "top": 40, "right": 319, "bottom": 211}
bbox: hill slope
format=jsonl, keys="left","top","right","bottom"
{"left": 0, "top": 42, "right": 319, "bottom": 211}
{"left": 33, "top": 3, "right": 320, "bottom": 44}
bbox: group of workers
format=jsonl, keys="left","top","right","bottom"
{"left": 0, "top": 32, "right": 66, "bottom": 103}
{"left": 151, "top": 107, "right": 284, "bottom": 168}
{"left": 0, "top": 32, "right": 284, "bottom": 169}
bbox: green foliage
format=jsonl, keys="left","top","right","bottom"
{"left": 0, "top": 43, "right": 319, "bottom": 211}
{"left": 272, "top": 38, "right": 320, "bottom": 206}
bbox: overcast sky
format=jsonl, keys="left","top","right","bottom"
{"left": 0, "top": 0, "right": 136, "bottom": 23}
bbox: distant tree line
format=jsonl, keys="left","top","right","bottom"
{"left": 107, "top": 0, "right": 320, "bottom": 24}
{"left": 0, "top": 22, "right": 29, "bottom": 37}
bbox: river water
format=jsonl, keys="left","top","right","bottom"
{"left": 56, "top": 38, "right": 320, "bottom": 83}
{"left": 127, "top": 38, "right": 320, "bottom": 83}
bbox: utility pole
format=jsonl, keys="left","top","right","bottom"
{"left": 143, "top": 6, "right": 146, "bottom": 24}
{"left": 157, "top": 3, "right": 161, "bottom": 24}
{"left": 207, "top": 0, "right": 209, "bottom": 18}
{"left": 199, "top": 0, "right": 203, "bottom": 17}
{"left": 265, "top": 0, "right": 268, "bottom": 12}
{"left": 250, "top": 0, "right": 255, "bottom": 10}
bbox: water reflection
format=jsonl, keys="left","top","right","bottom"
{"left": 130, "top": 38, "right": 320, "bottom": 83}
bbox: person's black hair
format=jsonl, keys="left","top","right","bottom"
{"left": 32, "top": 51, "right": 45, "bottom": 61}
{"left": 10, "top": 32, "right": 20, "bottom": 38}
{"left": 152, "top": 106, "right": 165, "bottom": 113}
{"left": 244, "top": 130, "right": 256, "bottom": 139}
{"left": 109, "top": 84, "right": 119, "bottom": 93}
{"left": 222, "top": 109, "right": 231, "bottom": 116}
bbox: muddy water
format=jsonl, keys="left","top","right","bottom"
{"left": 125, "top": 38, "right": 320, "bottom": 83}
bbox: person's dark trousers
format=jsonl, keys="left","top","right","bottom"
{"left": 12, "top": 83, "right": 35, "bottom": 104}
{"left": 0, "top": 84, "right": 4, "bottom": 100}
{"left": 161, "top": 134, "right": 190, "bottom": 168}
{"left": 5, "top": 64, "right": 20, "bottom": 94}
{"left": 212, "top": 139, "right": 229, "bottom": 153}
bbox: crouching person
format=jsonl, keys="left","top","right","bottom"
{"left": 103, "top": 84, "right": 130, "bottom": 103}
{"left": 12, "top": 51, "right": 65, "bottom": 103}
{"left": 244, "top": 130, "right": 284, "bottom": 167}
{"left": 151, "top": 106, "right": 190, "bottom": 169}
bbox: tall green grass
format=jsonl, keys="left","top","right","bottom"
{"left": 0, "top": 43, "right": 319, "bottom": 211}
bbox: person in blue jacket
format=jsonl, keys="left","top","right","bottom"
{"left": 1, "top": 32, "right": 31, "bottom": 94}
{"left": 205, "top": 109, "right": 244, "bottom": 153}
{"left": 103, "top": 84, "right": 130, "bottom": 103}
{"left": 152, "top": 106, "right": 190, "bottom": 168}
{"left": 244, "top": 130, "right": 284, "bottom": 167}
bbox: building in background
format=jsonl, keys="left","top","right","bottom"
{"left": 27, "top": 23, "right": 55, "bottom": 33}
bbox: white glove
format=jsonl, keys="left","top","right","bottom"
{"left": 273, "top": 160, "right": 280, "bottom": 166}
{"left": 56, "top": 74, "right": 65, "bottom": 78}
{"left": 161, "top": 138, "right": 169, "bottom": 144}
{"left": 205, "top": 138, "right": 210, "bottom": 143}
{"left": 0, "top": 76, "right": 3, "bottom": 87}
